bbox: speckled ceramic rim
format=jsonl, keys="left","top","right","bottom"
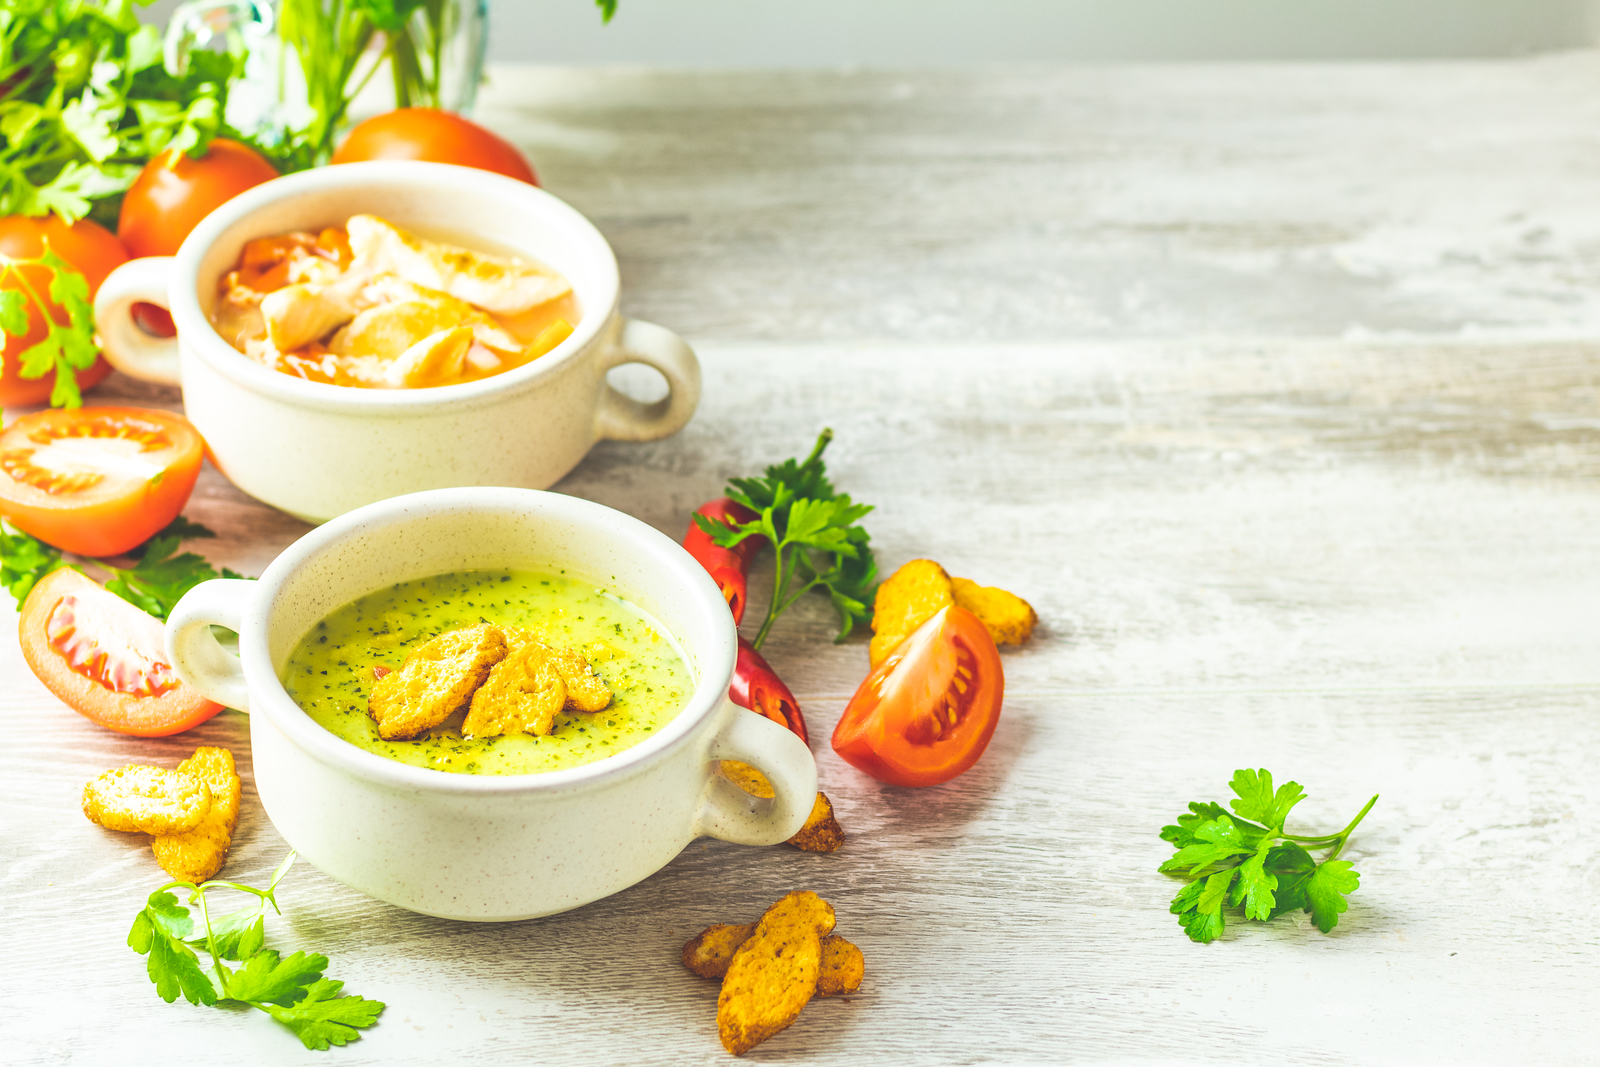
{"left": 238, "top": 487, "right": 737, "bottom": 795}
{"left": 168, "top": 161, "right": 620, "bottom": 414}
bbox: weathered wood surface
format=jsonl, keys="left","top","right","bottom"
{"left": 6, "top": 61, "right": 1600, "bottom": 1065}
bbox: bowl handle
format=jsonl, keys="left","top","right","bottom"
{"left": 166, "top": 579, "right": 256, "bottom": 712}
{"left": 694, "top": 700, "right": 818, "bottom": 845}
{"left": 93, "top": 257, "right": 182, "bottom": 386}
{"left": 594, "top": 319, "right": 701, "bottom": 442}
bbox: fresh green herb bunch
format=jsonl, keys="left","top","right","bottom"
{"left": 1159, "top": 768, "right": 1377, "bottom": 943}
{"left": 695, "top": 428, "right": 878, "bottom": 650}
{"left": 0, "top": 513, "right": 248, "bottom": 615}
{"left": 0, "top": 0, "right": 243, "bottom": 227}
{"left": 128, "top": 853, "right": 386, "bottom": 1050}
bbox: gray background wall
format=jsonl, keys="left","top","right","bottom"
{"left": 142, "top": 0, "right": 1600, "bottom": 63}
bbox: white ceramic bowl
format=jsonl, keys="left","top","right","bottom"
{"left": 93, "top": 162, "right": 699, "bottom": 523}
{"left": 164, "top": 487, "right": 816, "bottom": 921}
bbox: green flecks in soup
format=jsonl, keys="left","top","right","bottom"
{"left": 283, "top": 569, "right": 693, "bottom": 775}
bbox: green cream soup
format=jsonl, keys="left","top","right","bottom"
{"left": 283, "top": 569, "right": 693, "bottom": 775}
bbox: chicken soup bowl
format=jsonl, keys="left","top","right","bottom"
{"left": 93, "top": 162, "right": 699, "bottom": 523}
{"left": 164, "top": 487, "right": 816, "bottom": 921}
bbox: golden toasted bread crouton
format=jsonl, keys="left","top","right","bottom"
{"left": 151, "top": 747, "right": 241, "bottom": 883}
{"left": 869, "top": 559, "right": 954, "bottom": 667}
{"left": 684, "top": 923, "right": 862, "bottom": 998}
{"left": 786, "top": 792, "right": 844, "bottom": 853}
{"left": 719, "top": 760, "right": 775, "bottom": 799}
{"left": 82, "top": 765, "right": 211, "bottom": 836}
{"left": 368, "top": 624, "right": 506, "bottom": 741}
{"left": 818, "top": 936, "right": 864, "bottom": 997}
{"left": 716, "top": 768, "right": 844, "bottom": 852}
{"left": 547, "top": 644, "right": 612, "bottom": 712}
{"left": 502, "top": 627, "right": 612, "bottom": 713}
{"left": 951, "top": 576, "right": 1038, "bottom": 646}
{"left": 718, "top": 890, "right": 836, "bottom": 1055}
{"left": 683, "top": 922, "right": 755, "bottom": 979}
{"left": 462, "top": 639, "right": 566, "bottom": 738}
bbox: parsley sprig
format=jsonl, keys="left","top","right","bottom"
{"left": 0, "top": 243, "right": 97, "bottom": 407}
{"left": 0, "top": 514, "right": 247, "bottom": 617}
{"left": 1159, "top": 769, "right": 1377, "bottom": 943}
{"left": 0, "top": 0, "right": 243, "bottom": 227}
{"left": 128, "top": 853, "right": 386, "bottom": 1050}
{"left": 693, "top": 429, "right": 877, "bottom": 649}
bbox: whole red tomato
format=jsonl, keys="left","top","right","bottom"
{"left": 332, "top": 109, "right": 538, "bottom": 185}
{"left": 118, "top": 138, "right": 279, "bottom": 259}
{"left": 0, "top": 214, "right": 128, "bottom": 407}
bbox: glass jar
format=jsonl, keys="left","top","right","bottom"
{"left": 164, "top": 0, "right": 488, "bottom": 164}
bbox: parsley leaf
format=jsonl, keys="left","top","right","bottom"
{"left": 1159, "top": 769, "right": 1377, "bottom": 943}
{"left": 0, "top": 519, "right": 70, "bottom": 604}
{"left": 266, "top": 979, "right": 387, "bottom": 1050}
{"left": 1228, "top": 768, "right": 1307, "bottom": 829}
{"left": 224, "top": 950, "right": 329, "bottom": 1006}
{"left": 127, "top": 853, "right": 385, "bottom": 1048}
{"left": 693, "top": 429, "right": 878, "bottom": 648}
{"left": 1305, "top": 859, "right": 1361, "bottom": 933}
{"left": 0, "top": 514, "right": 248, "bottom": 616}
{"left": 101, "top": 521, "right": 246, "bottom": 621}
{"left": 127, "top": 890, "right": 218, "bottom": 1006}
{"left": 0, "top": 242, "right": 100, "bottom": 408}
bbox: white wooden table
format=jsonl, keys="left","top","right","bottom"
{"left": 6, "top": 58, "right": 1600, "bottom": 1064}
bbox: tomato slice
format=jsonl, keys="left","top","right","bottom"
{"left": 0, "top": 407, "right": 205, "bottom": 557}
{"left": 18, "top": 567, "right": 222, "bottom": 736}
{"left": 832, "top": 606, "right": 1004, "bottom": 787}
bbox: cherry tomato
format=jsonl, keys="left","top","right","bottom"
{"left": 118, "top": 138, "right": 280, "bottom": 259}
{"left": 0, "top": 407, "right": 205, "bottom": 556}
{"left": 831, "top": 606, "right": 1003, "bottom": 788}
{"left": 0, "top": 214, "right": 128, "bottom": 407}
{"left": 19, "top": 567, "right": 222, "bottom": 736}
{"left": 332, "top": 108, "right": 538, "bottom": 184}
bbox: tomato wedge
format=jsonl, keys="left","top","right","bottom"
{"left": 0, "top": 407, "right": 205, "bottom": 556}
{"left": 832, "top": 605, "right": 1003, "bottom": 787}
{"left": 18, "top": 567, "right": 222, "bottom": 736}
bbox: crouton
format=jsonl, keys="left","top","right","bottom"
{"left": 869, "top": 559, "right": 954, "bottom": 667}
{"left": 546, "top": 643, "right": 612, "bottom": 712}
{"left": 684, "top": 923, "right": 862, "bottom": 998}
{"left": 952, "top": 576, "right": 1038, "bottom": 646}
{"left": 817, "top": 936, "right": 864, "bottom": 996}
{"left": 683, "top": 922, "right": 755, "bottom": 979}
{"left": 786, "top": 792, "right": 844, "bottom": 853}
{"left": 82, "top": 764, "right": 211, "bottom": 836}
{"left": 151, "top": 747, "right": 241, "bottom": 884}
{"left": 718, "top": 890, "right": 836, "bottom": 1054}
{"left": 720, "top": 760, "right": 775, "bottom": 799}
{"left": 504, "top": 627, "right": 613, "bottom": 713}
{"left": 368, "top": 624, "right": 506, "bottom": 741}
{"left": 462, "top": 638, "right": 566, "bottom": 738}
{"left": 717, "top": 765, "right": 844, "bottom": 852}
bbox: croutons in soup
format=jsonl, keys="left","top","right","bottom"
{"left": 283, "top": 569, "right": 693, "bottom": 775}
{"left": 210, "top": 215, "right": 581, "bottom": 388}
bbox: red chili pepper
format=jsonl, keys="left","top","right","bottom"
{"left": 683, "top": 497, "right": 764, "bottom": 625}
{"left": 729, "top": 637, "right": 808, "bottom": 747}
{"left": 683, "top": 498, "right": 809, "bottom": 745}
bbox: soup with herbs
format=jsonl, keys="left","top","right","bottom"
{"left": 283, "top": 569, "right": 693, "bottom": 775}
{"left": 210, "top": 215, "right": 581, "bottom": 389}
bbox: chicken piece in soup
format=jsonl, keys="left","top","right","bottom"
{"left": 209, "top": 216, "right": 581, "bottom": 389}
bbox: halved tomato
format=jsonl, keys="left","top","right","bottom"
{"left": 831, "top": 605, "right": 1003, "bottom": 787}
{"left": 19, "top": 567, "right": 222, "bottom": 736}
{"left": 0, "top": 407, "right": 205, "bottom": 556}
